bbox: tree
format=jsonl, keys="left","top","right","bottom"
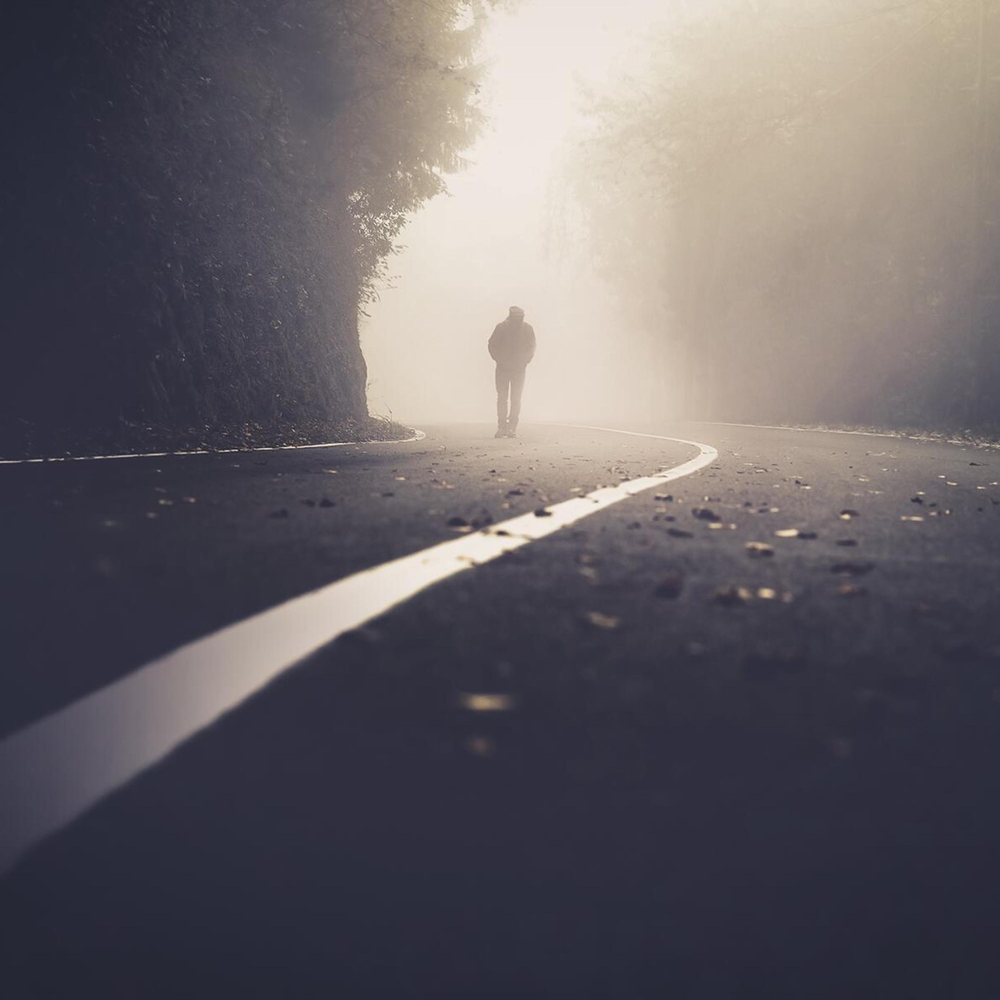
{"left": 566, "top": 0, "right": 1000, "bottom": 428}
{"left": 0, "top": 0, "right": 500, "bottom": 456}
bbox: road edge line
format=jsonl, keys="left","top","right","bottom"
{"left": 0, "top": 426, "right": 716, "bottom": 875}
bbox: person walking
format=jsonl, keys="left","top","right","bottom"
{"left": 488, "top": 305, "right": 536, "bottom": 438}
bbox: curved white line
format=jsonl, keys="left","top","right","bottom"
{"left": 0, "top": 426, "right": 716, "bottom": 874}
{"left": 705, "top": 420, "right": 978, "bottom": 447}
{"left": 0, "top": 429, "right": 427, "bottom": 466}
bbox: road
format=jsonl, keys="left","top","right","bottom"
{"left": 2, "top": 421, "right": 1000, "bottom": 997}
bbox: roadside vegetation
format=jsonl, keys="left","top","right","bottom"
{"left": 0, "top": 0, "right": 496, "bottom": 457}
{"left": 567, "top": 0, "right": 1000, "bottom": 432}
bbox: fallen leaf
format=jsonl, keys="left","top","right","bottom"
{"left": 837, "top": 583, "right": 868, "bottom": 597}
{"left": 457, "top": 693, "right": 516, "bottom": 712}
{"left": 711, "top": 585, "right": 754, "bottom": 606}
{"left": 774, "top": 528, "right": 816, "bottom": 539}
{"left": 692, "top": 507, "right": 721, "bottom": 522}
{"left": 836, "top": 538, "right": 858, "bottom": 547}
{"left": 585, "top": 611, "right": 620, "bottom": 629}
{"left": 667, "top": 527, "right": 693, "bottom": 539}
{"left": 446, "top": 516, "right": 469, "bottom": 528}
{"left": 839, "top": 509, "right": 860, "bottom": 520}
{"left": 534, "top": 507, "right": 553, "bottom": 517}
{"left": 745, "top": 542, "right": 774, "bottom": 558}
{"left": 900, "top": 515, "right": 924, "bottom": 522}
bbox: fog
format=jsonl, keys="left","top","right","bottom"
{"left": 362, "top": 0, "right": 675, "bottom": 427}
{"left": 364, "top": 0, "right": 1000, "bottom": 433}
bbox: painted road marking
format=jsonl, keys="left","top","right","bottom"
{"left": 0, "top": 428, "right": 717, "bottom": 874}
{"left": 0, "top": 430, "right": 427, "bottom": 466}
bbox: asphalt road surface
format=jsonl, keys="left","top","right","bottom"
{"left": 3, "top": 421, "right": 1000, "bottom": 998}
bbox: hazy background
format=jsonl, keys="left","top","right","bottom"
{"left": 362, "top": 0, "right": 674, "bottom": 426}
{"left": 365, "top": 0, "right": 1000, "bottom": 432}
{"left": 1, "top": 0, "right": 996, "bottom": 457}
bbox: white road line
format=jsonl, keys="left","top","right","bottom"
{"left": 706, "top": 420, "right": 975, "bottom": 446}
{"left": 0, "top": 427, "right": 717, "bottom": 875}
{"left": 0, "top": 429, "right": 427, "bottom": 466}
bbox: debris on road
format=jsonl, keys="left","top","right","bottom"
{"left": 745, "top": 542, "right": 775, "bottom": 558}
{"left": 712, "top": 585, "right": 754, "bottom": 606}
{"left": 457, "top": 693, "right": 516, "bottom": 712}
{"left": 831, "top": 561, "right": 875, "bottom": 576}
{"left": 584, "top": 611, "right": 620, "bottom": 629}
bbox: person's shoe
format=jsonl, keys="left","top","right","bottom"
{"left": 495, "top": 426, "right": 507, "bottom": 439}
{"left": 506, "top": 427, "right": 517, "bottom": 438}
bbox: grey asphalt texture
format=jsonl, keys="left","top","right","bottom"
{"left": 3, "top": 422, "right": 1000, "bottom": 997}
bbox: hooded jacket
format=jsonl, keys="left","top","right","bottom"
{"left": 488, "top": 317, "right": 536, "bottom": 369}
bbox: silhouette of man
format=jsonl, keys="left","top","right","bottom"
{"left": 488, "top": 305, "right": 536, "bottom": 438}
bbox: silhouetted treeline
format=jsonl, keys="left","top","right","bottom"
{"left": 0, "top": 0, "right": 490, "bottom": 456}
{"left": 570, "top": 0, "right": 1000, "bottom": 430}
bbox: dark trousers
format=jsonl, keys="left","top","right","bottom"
{"left": 495, "top": 365, "right": 526, "bottom": 428}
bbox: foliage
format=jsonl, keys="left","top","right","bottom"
{"left": 567, "top": 0, "right": 1000, "bottom": 429}
{"left": 0, "top": 0, "right": 494, "bottom": 456}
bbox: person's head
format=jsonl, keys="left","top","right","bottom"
{"left": 508, "top": 305, "right": 525, "bottom": 325}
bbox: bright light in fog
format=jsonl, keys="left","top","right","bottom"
{"left": 362, "top": 0, "right": 677, "bottom": 427}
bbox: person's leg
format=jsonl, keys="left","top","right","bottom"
{"left": 495, "top": 367, "right": 509, "bottom": 435}
{"left": 507, "top": 367, "right": 526, "bottom": 434}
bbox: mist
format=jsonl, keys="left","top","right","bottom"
{"left": 364, "top": 0, "right": 1000, "bottom": 433}
{"left": 362, "top": 0, "right": 676, "bottom": 427}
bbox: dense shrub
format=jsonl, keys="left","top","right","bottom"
{"left": 0, "top": 0, "right": 490, "bottom": 455}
